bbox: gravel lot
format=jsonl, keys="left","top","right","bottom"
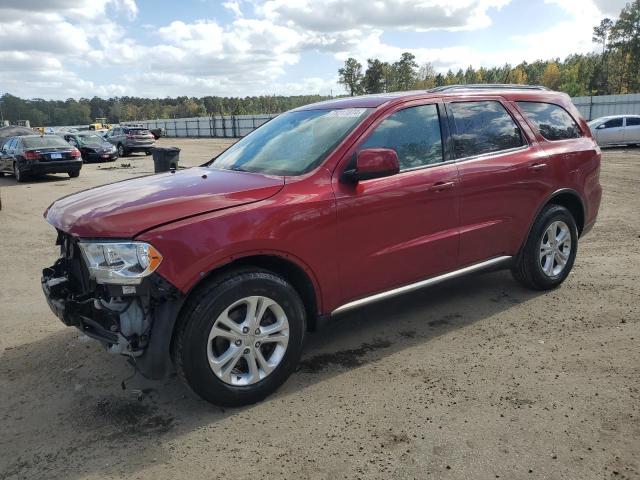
{"left": 0, "top": 140, "right": 638, "bottom": 480}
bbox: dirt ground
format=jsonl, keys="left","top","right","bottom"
{"left": 0, "top": 139, "right": 638, "bottom": 480}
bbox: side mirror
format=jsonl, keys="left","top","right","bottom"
{"left": 596, "top": 124, "right": 605, "bottom": 130}
{"left": 343, "top": 148, "right": 400, "bottom": 182}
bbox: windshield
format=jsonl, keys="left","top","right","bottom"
{"left": 22, "top": 136, "right": 70, "bottom": 149}
{"left": 125, "top": 128, "right": 150, "bottom": 135}
{"left": 211, "top": 108, "right": 371, "bottom": 175}
{"left": 78, "top": 134, "right": 106, "bottom": 145}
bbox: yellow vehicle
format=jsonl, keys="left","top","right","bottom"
{"left": 89, "top": 118, "right": 112, "bottom": 130}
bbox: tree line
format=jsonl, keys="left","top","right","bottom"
{"left": 339, "top": 0, "right": 640, "bottom": 97}
{"left": 0, "top": 94, "right": 331, "bottom": 127}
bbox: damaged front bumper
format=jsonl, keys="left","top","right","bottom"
{"left": 41, "top": 233, "right": 184, "bottom": 379}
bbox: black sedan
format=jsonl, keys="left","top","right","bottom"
{"left": 63, "top": 132, "right": 118, "bottom": 162}
{"left": 0, "top": 135, "right": 83, "bottom": 182}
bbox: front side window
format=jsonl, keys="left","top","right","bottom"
{"left": 603, "top": 118, "right": 623, "bottom": 129}
{"left": 626, "top": 117, "right": 640, "bottom": 127}
{"left": 449, "top": 101, "right": 523, "bottom": 158}
{"left": 212, "top": 108, "right": 371, "bottom": 176}
{"left": 517, "top": 102, "right": 581, "bottom": 141}
{"left": 360, "top": 104, "right": 443, "bottom": 171}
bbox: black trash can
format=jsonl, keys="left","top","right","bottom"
{"left": 152, "top": 147, "right": 180, "bottom": 173}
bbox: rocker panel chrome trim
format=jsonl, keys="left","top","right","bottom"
{"left": 331, "top": 256, "right": 512, "bottom": 315}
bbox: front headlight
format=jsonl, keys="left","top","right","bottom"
{"left": 79, "top": 241, "right": 163, "bottom": 285}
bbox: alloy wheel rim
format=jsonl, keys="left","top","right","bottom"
{"left": 207, "top": 296, "right": 290, "bottom": 386}
{"left": 539, "top": 220, "right": 571, "bottom": 277}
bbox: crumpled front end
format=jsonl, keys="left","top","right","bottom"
{"left": 41, "top": 230, "right": 184, "bottom": 378}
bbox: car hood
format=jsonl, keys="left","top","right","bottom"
{"left": 45, "top": 167, "right": 284, "bottom": 238}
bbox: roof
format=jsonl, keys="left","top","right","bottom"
{"left": 297, "top": 84, "right": 565, "bottom": 111}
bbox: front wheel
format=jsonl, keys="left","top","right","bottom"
{"left": 117, "top": 144, "right": 126, "bottom": 157}
{"left": 511, "top": 204, "right": 578, "bottom": 290}
{"left": 173, "top": 269, "right": 306, "bottom": 406}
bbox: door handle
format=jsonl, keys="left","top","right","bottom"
{"left": 430, "top": 181, "right": 455, "bottom": 191}
{"left": 529, "top": 163, "right": 547, "bottom": 171}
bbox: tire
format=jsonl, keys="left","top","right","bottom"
{"left": 173, "top": 269, "right": 306, "bottom": 407}
{"left": 117, "top": 144, "right": 126, "bottom": 157}
{"left": 13, "top": 162, "right": 26, "bottom": 183}
{"left": 511, "top": 204, "right": 578, "bottom": 290}
{"left": 68, "top": 170, "right": 80, "bottom": 178}
{"left": 145, "top": 150, "right": 152, "bottom": 156}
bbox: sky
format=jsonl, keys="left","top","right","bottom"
{"left": 0, "top": 0, "right": 629, "bottom": 100}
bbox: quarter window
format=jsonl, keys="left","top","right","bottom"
{"left": 449, "top": 101, "right": 524, "bottom": 158}
{"left": 625, "top": 117, "right": 640, "bottom": 126}
{"left": 361, "top": 104, "right": 443, "bottom": 170}
{"left": 603, "top": 118, "right": 623, "bottom": 128}
{"left": 517, "top": 101, "right": 582, "bottom": 140}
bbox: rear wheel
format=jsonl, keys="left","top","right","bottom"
{"left": 145, "top": 150, "right": 152, "bottom": 156}
{"left": 511, "top": 204, "right": 578, "bottom": 290}
{"left": 173, "top": 269, "right": 306, "bottom": 406}
{"left": 13, "top": 163, "right": 26, "bottom": 183}
{"left": 68, "top": 170, "right": 80, "bottom": 178}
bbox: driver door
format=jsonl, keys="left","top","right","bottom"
{"left": 597, "top": 117, "right": 624, "bottom": 144}
{"left": 332, "top": 102, "right": 460, "bottom": 305}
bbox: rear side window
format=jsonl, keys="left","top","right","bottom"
{"left": 361, "top": 104, "right": 443, "bottom": 170}
{"left": 627, "top": 117, "right": 640, "bottom": 126}
{"left": 448, "top": 101, "right": 523, "bottom": 158}
{"left": 517, "top": 102, "right": 581, "bottom": 140}
{"left": 603, "top": 118, "right": 623, "bottom": 128}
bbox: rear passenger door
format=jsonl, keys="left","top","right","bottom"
{"left": 446, "top": 99, "right": 552, "bottom": 266}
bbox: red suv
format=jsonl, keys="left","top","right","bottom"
{"left": 42, "top": 85, "right": 602, "bottom": 406}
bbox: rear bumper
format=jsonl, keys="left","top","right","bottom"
{"left": 126, "top": 144, "right": 154, "bottom": 152}
{"left": 85, "top": 152, "right": 118, "bottom": 162}
{"left": 41, "top": 242, "right": 184, "bottom": 379}
{"left": 23, "top": 159, "right": 83, "bottom": 174}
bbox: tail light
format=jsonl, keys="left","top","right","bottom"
{"left": 71, "top": 148, "right": 81, "bottom": 158}
{"left": 24, "top": 150, "right": 40, "bottom": 160}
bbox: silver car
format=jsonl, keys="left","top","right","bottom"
{"left": 588, "top": 115, "right": 640, "bottom": 147}
{"left": 104, "top": 126, "right": 156, "bottom": 157}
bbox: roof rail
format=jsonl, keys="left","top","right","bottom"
{"left": 428, "top": 84, "right": 549, "bottom": 93}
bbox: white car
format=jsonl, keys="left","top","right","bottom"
{"left": 588, "top": 115, "right": 640, "bottom": 146}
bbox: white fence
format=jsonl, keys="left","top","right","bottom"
{"left": 138, "top": 114, "right": 278, "bottom": 138}
{"left": 572, "top": 93, "right": 640, "bottom": 121}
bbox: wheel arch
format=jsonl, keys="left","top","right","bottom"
{"left": 518, "top": 188, "right": 586, "bottom": 257}
{"left": 546, "top": 188, "right": 585, "bottom": 235}
{"left": 180, "top": 253, "right": 322, "bottom": 332}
